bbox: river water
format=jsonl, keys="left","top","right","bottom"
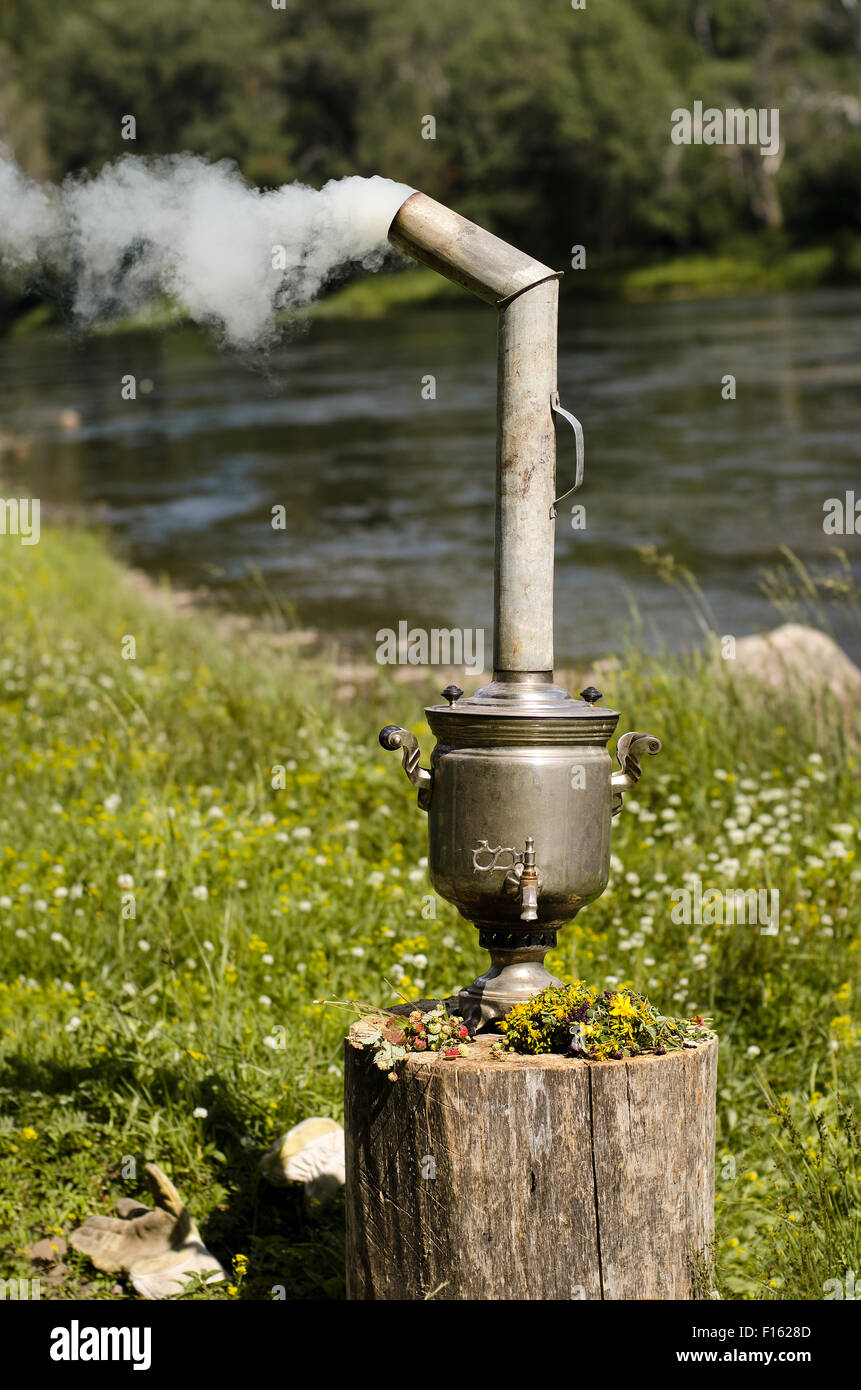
{"left": 1, "top": 287, "right": 859, "bottom": 662}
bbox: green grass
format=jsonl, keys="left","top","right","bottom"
{"left": 0, "top": 528, "right": 859, "bottom": 1300}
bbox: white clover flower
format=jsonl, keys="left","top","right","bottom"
{"left": 653, "top": 871, "right": 667, "bottom": 884}
{"left": 408, "top": 869, "right": 425, "bottom": 883}
{"left": 0, "top": 896, "right": 12, "bottom": 909}
{"left": 34, "top": 899, "right": 47, "bottom": 912}
{"left": 50, "top": 931, "right": 65, "bottom": 944}
{"left": 351, "top": 946, "right": 365, "bottom": 958}
{"left": 258, "top": 995, "right": 272, "bottom": 1007}
{"left": 104, "top": 794, "right": 121, "bottom": 813}
{"left": 343, "top": 820, "right": 360, "bottom": 832}
{"left": 122, "top": 982, "right": 137, "bottom": 996}
{"left": 604, "top": 975, "right": 619, "bottom": 986}
{"left": 65, "top": 1016, "right": 82, "bottom": 1032}
{"left": 53, "top": 886, "right": 68, "bottom": 899}
{"left": 367, "top": 871, "right": 384, "bottom": 888}
{"left": 293, "top": 826, "right": 311, "bottom": 839}
{"left": 295, "top": 962, "right": 307, "bottom": 973}
{"left": 714, "top": 768, "right": 728, "bottom": 780}
{"left": 441, "top": 936, "right": 455, "bottom": 948}
{"left": 262, "top": 953, "right": 274, "bottom": 966}
{"left": 298, "top": 900, "right": 312, "bottom": 912}
{"left": 192, "top": 885, "right": 208, "bottom": 901}
{"left": 193, "top": 1107, "right": 208, "bottom": 1119}
{"left": 137, "top": 939, "right": 150, "bottom": 952}
{"left": 259, "top": 812, "right": 276, "bottom": 827}
{"left": 117, "top": 874, "right": 134, "bottom": 890}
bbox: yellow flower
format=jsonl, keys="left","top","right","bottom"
{"left": 608, "top": 993, "right": 638, "bottom": 1021}
{"left": 20, "top": 1127, "right": 38, "bottom": 1141}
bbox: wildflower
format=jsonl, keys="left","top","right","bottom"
{"left": 153, "top": 868, "right": 167, "bottom": 881}
{"left": 258, "top": 995, "right": 272, "bottom": 1007}
{"left": 351, "top": 946, "right": 365, "bottom": 958}
{"left": 293, "top": 826, "right": 311, "bottom": 839}
{"left": 0, "top": 896, "right": 11, "bottom": 909}
{"left": 746, "top": 1045, "right": 761, "bottom": 1058}
{"left": 20, "top": 1128, "right": 38, "bottom": 1141}
{"left": 117, "top": 874, "right": 134, "bottom": 890}
{"left": 137, "top": 939, "right": 150, "bottom": 952}
{"left": 104, "top": 794, "right": 121, "bottom": 813}
{"left": 192, "top": 885, "right": 208, "bottom": 901}
{"left": 65, "top": 1016, "right": 82, "bottom": 1032}
{"left": 193, "top": 1107, "right": 208, "bottom": 1119}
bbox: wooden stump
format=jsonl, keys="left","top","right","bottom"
{"left": 345, "top": 1023, "right": 717, "bottom": 1301}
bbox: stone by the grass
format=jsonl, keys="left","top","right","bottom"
{"left": 727, "top": 623, "right": 861, "bottom": 710}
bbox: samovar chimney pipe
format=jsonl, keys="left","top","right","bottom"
{"left": 388, "top": 191, "right": 563, "bottom": 682}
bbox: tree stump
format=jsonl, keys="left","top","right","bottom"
{"left": 345, "top": 1022, "right": 718, "bottom": 1300}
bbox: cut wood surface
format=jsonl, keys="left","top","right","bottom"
{"left": 345, "top": 1023, "right": 718, "bottom": 1300}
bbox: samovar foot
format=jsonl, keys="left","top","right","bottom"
{"left": 457, "top": 928, "right": 562, "bottom": 1031}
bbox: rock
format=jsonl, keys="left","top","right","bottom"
{"left": 726, "top": 623, "right": 861, "bottom": 710}
{"left": 260, "top": 1117, "right": 345, "bottom": 1203}
{"left": 28, "top": 1236, "right": 68, "bottom": 1262}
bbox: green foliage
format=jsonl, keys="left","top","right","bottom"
{"left": 0, "top": 528, "right": 858, "bottom": 1299}
{"left": 352, "top": 1003, "right": 470, "bottom": 1079}
{"left": 1, "top": 0, "right": 859, "bottom": 281}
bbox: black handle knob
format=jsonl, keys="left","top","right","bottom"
{"left": 580, "top": 686, "right": 602, "bottom": 706}
{"left": 441, "top": 685, "right": 463, "bottom": 706}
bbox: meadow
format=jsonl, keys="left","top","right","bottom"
{"left": 0, "top": 528, "right": 858, "bottom": 1300}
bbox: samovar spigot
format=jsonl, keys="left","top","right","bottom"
{"left": 472, "top": 835, "right": 543, "bottom": 922}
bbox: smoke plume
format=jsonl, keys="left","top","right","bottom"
{"left": 0, "top": 148, "right": 414, "bottom": 346}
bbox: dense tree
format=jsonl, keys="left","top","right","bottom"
{"left": 0, "top": 0, "right": 858, "bottom": 269}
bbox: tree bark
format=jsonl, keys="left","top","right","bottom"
{"left": 345, "top": 1022, "right": 717, "bottom": 1300}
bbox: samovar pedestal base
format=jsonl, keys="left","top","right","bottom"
{"left": 457, "top": 927, "right": 562, "bottom": 1031}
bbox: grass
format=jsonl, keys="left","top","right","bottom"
{"left": 0, "top": 527, "right": 859, "bottom": 1300}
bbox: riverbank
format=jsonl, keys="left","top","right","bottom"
{"left": 0, "top": 526, "right": 858, "bottom": 1299}
{"left": 5, "top": 232, "right": 861, "bottom": 337}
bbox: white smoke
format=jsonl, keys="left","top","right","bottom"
{"left": 0, "top": 148, "right": 414, "bottom": 347}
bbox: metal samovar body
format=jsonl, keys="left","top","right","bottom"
{"left": 378, "top": 193, "right": 661, "bottom": 1027}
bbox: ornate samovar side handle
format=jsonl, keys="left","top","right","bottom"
{"left": 611, "top": 731, "right": 662, "bottom": 817}
{"left": 379, "top": 725, "right": 433, "bottom": 810}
